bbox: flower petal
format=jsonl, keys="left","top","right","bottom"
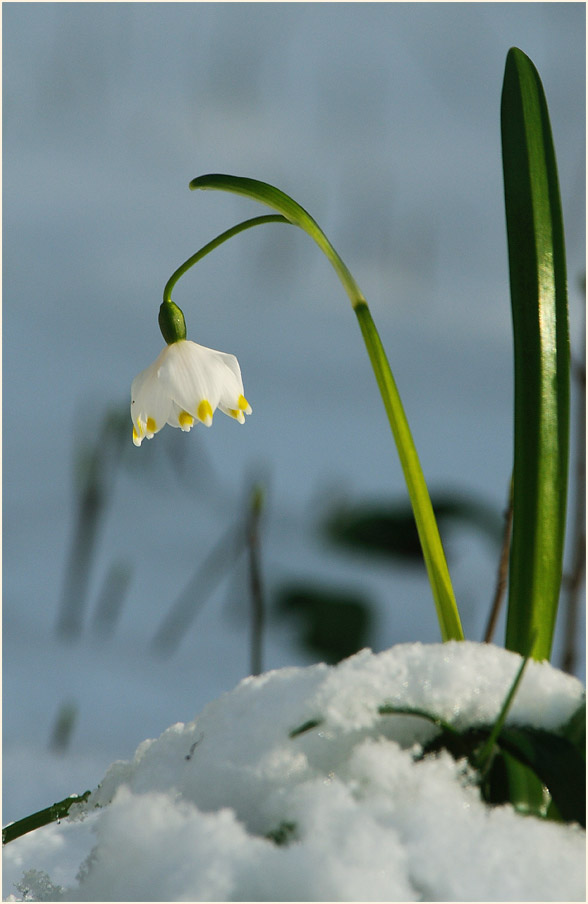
{"left": 166, "top": 403, "right": 196, "bottom": 432}
{"left": 130, "top": 339, "right": 251, "bottom": 444}
{"left": 158, "top": 341, "right": 221, "bottom": 414}
{"left": 211, "top": 351, "right": 252, "bottom": 420}
{"left": 131, "top": 351, "right": 175, "bottom": 444}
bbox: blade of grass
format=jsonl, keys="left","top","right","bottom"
{"left": 483, "top": 477, "right": 513, "bottom": 643}
{"left": 473, "top": 648, "right": 532, "bottom": 775}
{"left": 501, "top": 48, "right": 570, "bottom": 661}
{"left": 189, "top": 174, "right": 463, "bottom": 642}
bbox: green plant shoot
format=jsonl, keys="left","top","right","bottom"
{"left": 501, "top": 48, "right": 570, "bottom": 661}
{"left": 189, "top": 174, "right": 463, "bottom": 643}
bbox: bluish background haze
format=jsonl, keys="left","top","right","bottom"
{"left": 3, "top": 2, "right": 585, "bottom": 825}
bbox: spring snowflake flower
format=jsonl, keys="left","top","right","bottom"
{"left": 131, "top": 339, "right": 252, "bottom": 446}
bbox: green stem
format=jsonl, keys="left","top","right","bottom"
{"left": 354, "top": 302, "right": 462, "bottom": 641}
{"left": 473, "top": 649, "right": 532, "bottom": 775}
{"left": 3, "top": 791, "right": 91, "bottom": 845}
{"left": 162, "top": 214, "right": 291, "bottom": 305}
{"left": 190, "top": 175, "right": 365, "bottom": 308}
{"left": 189, "top": 174, "right": 463, "bottom": 641}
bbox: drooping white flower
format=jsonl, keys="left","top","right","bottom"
{"left": 131, "top": 339, "right": 252, "bottom": 447}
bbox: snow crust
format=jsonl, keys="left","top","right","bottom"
{"left": 3, "top": 641, "right": 585, "bottom": 901}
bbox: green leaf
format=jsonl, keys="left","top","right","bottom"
{"left": 481, "top": 748, "right": 551, "bottom": 818}
{"left": 559, "top": 701, "right": 586, "bottom": 755}
{"left": 289, "top": 698, "right": 584, "bottom": 826}
{"left": 501, "top": 48, "right": 570, "bottom": 661}
{"left": 390, "top": 654, "right": 584, "bottom": 827}
{"left": 418, "top": 718, "right": 584, "bottom": 826}
{"left": 379, "top": 703, "right": 468, "bottom": 741}
{"left": 289, "top": 718, "right": 324, "bottom": 738}
{"left": 498, "top": 726, "right": 586, "bottom": 827}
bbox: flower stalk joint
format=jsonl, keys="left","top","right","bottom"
{"left": 159, "top": 300, "right": 187, "bottom": 345}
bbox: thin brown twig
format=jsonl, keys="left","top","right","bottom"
{"left": 561, "top": 356, "right": 586, "bottom": 675}
{"left": 247, "top": 484, "right": 266, "bottom": 676}
{"left": 484, "top": 478, "right": 514, "bottom": 644}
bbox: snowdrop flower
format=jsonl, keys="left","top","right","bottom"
{"left": 131, "top": 339, "right": 252, "bottom": 447}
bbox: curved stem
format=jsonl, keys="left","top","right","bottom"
{"left": 189, "top": 174, "right": 463, "bottom": 641}
{"left": 190, "top": 175, "right": 365, "bottom": 308}
{"left": 162, "top": 214, "right": 291, "bottom": 305}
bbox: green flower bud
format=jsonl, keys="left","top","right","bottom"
{"left": 158, "top": 301, "right": 187, "bottom": 344}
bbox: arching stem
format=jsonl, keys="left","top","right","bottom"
{"left": 162, "top": 214, "right": 291, "bottom": 306}
{"left": 188, "top": 174, "right": 463, "bottom": 642}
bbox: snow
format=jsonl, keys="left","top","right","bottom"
{"left": 3, "top": 641, "right": 585, "bottom": 902}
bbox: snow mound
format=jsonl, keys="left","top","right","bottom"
{"left": 3, "top": 642, "right": 586, "bottom": 901}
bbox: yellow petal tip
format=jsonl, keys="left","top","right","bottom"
{"left": 197, "top": 399, "right": 214, "bottom": 426}
{"left": 179, "top": 410, "right": 194, "bottom": 432}
{"left": 238, "top": 394, "right": 252, "bottom": 414}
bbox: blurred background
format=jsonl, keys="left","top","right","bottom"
{"left": 2, "top": 2, "right": 585, "bottom": 828}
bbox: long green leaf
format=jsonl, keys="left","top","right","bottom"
{"left": 190, "top": 174, "right": 463, "bottom": 642}
{"left": 501, "top": 48, "right": 569, "bottom": 660}
{"left": 353, "top": 303, "right": 462, "bottom": 640}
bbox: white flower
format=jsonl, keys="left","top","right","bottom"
{"left": 131, "top": 339, "right": 252, "bottom": 447}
